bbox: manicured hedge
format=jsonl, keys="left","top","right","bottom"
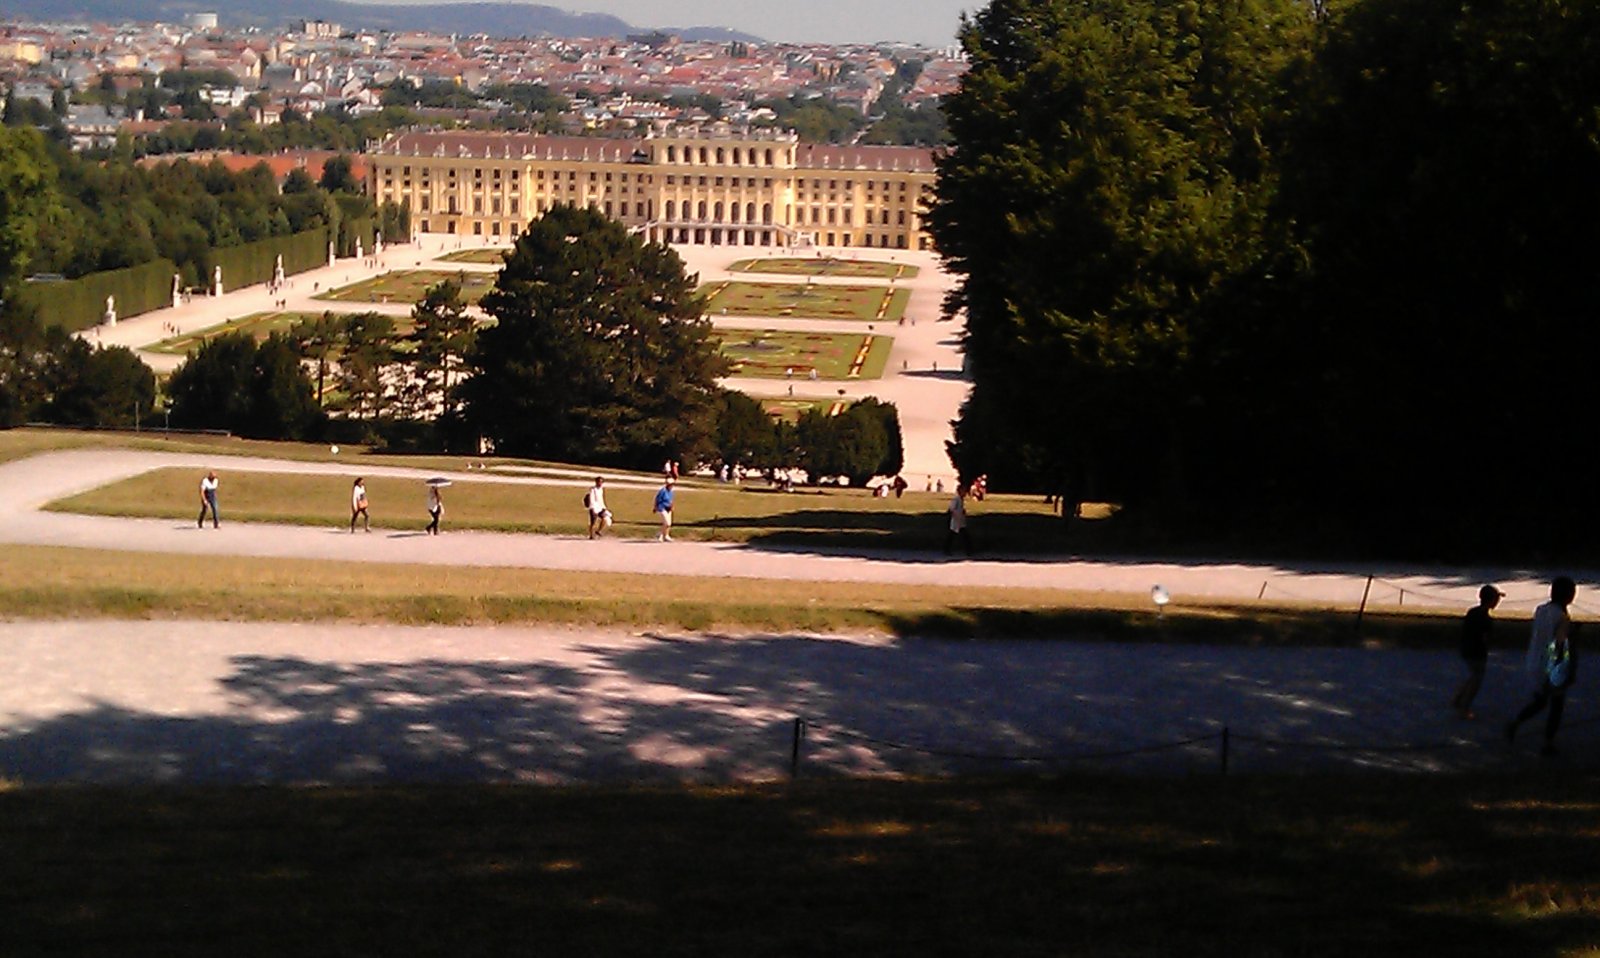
{"left": 18, "top": 259, "right": 179, "bottom": 333}
{"left": 205, "top": 227, "right": 331, "bottom": 293}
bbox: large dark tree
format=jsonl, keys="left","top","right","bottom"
{"left": 43, "top": 341, "right": 156, "bottom": 427}
{"left": 462, "top": 205, "right": 728, "bottom": 467}
{"left": 168, "top": 331, "right": 321, "bottom": 439}
{"left": 404, "top": 279, "right": 475, "bottom": 420}
{"left": 1241, "top": 0, "right": 1600, "bottom": 556}
{"left": 928, "top": 0, "right": 1313, "bottom": 510}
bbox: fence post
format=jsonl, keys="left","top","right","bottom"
{"left": 1220, "top": 727, "right": 1230, "bottom": 776}
{"left": 790, "top": 718, "right": 805, "bottom": 780}
{"left": 1355, "top": 575, "right": 1374, "bottom": 636}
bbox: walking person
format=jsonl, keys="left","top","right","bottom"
{"left": 585, "top": 476, "right": 612, "bottom": 539}
{"left": 350, "top": 477, "right": 370, "bottom": 533}
{"left": 944, "top": 483, "right": 973, "bottom": 557}
{"left": 1451, "top": 584, "right": 1503, "bottom": 718}
{"left": 1507, "top": 576, "right": 1579, "bottom": 756}
{"left": 654, "top": 476, "right": 675, "bottom": 542}
{"left": 197, "top": 470, "right": 219, "bottom": 529}
{"left": 426, "top": 484, "right": 444, "bottom": 535}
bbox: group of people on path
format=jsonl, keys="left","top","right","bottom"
{"left": 197, "top": 469, "right": 677, "bottom": 541}
{"left": 1452, "top": 576, "right": 1581, "bottom": 756}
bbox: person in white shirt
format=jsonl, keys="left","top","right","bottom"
{"left": 350, "top": 478, "right": 370, "bottom": 533}
{"left": 197, "top": 471, "right": 219, "bottom": 529}
{"left": 1507, "top": 576, "right": 1578, "bottom": 755}
{"left": 943, "top": 483, "right": 973, "bottom": 557}
{"left": 586, "top": 476, "right": 612, "bottom": 539}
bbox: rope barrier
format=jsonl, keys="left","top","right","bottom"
{"left": 798, "top": 718, "right": 1220, "bottom": 765}
{"left": 1228, "top": 732, "right": 1460, "bottom": 754}
{"left": 789, "top": 708, "right": 1596, "bottom": 777}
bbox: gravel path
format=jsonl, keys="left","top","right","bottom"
{"left": 3, "top": 448, "right": 1597, "bottom": 784}
{"left": 5, "top": 448, "right": 1594, "bottom": 607}
{"left": 2, "top": 619, "right": 1593, "bottom": 785}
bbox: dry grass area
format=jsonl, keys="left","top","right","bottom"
{"left": 3, "top": 774, "right": 1598, "bottom": 956}
{"left": 0, "top": 544, "right": 1471, "bottom": 646}
{"left": 46, "top": 466, "right": 1054, "bottom": 548}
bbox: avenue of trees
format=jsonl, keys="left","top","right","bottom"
{"left": 931, "top": 0, "right": 1600, "bottom": 559}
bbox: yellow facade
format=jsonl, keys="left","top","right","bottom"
{"left": 366, "top": 127, "right": 937, "bottom": 251}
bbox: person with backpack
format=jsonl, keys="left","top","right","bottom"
{"left": 1507, "top": 576, "right": 1579, "bottom": 756}
{"left": 1451, "top": 584, "right": 1503, "bottom": 718}
{"left": 585, "top": 476, "right": 612, "bottom": 539}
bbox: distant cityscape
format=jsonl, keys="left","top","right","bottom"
{"left": 1, "top": 13, "right": 965, "bottom": 152}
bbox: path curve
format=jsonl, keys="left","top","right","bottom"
{"left": 5, "top": 449, "right": 1598, "bottom": 785}
{"left": 2, "top": 449, "right": 1595, "bottom": 612}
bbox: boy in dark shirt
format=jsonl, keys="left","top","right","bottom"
{"left": 1452, "top": 584, "right": 1503, "bottom": 718}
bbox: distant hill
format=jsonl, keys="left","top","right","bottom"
{"left": 2, "top": 0, "right": 763, "bottom": 43}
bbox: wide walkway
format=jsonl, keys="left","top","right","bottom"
{"left": 1, "top": 618, "right": 1592, "bottom": 784}
{"left": 3, "top": 448, "right": 1591, "bottom": 608}
{"left": 4, "top": 448, "right": 1598, "bottom": 784}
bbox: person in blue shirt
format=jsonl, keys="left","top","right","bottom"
{"left": 653, "top": 477, "right": 676, "bottom": 542}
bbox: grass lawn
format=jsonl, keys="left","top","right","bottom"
{"left": 729, "top": 256, "right": 920, "bottom": 280}
{"left": 717, "top": 328, "right": 892, "bottom": 380}
{"left": 3, "top": 774, "right": 1597, "bottom": 956}
{"left": 435, "top": 247, "right": 512, "bottom": 264}
{"left": 760, "top": 397, "right": 848, "bottom": 422}
{"left": 315, "top": 270, "right": 497, "bottom": 305}
{"left": 0, "top": 428, "right": 668, "bottom": 484}
{"left": 0, "top": 541, "right": 1476, "bottom": 645}
{"left": 47, "top": 467, "right": 1062, "bottom": 550}
{"left": 145, "top": 311, "right": 414, "bottom": 355}
{"left": 700, "top": 281, "right": 911, "bottom": 322}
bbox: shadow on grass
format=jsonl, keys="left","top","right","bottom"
{"left": 692, "top": 507, "right": 1541, "bottom": 595}
{"left": 2, "top": 629, "right": 1599, "bottom": 954}
{"left": 4, "top": 773, "right": 1595, "bottom": 956}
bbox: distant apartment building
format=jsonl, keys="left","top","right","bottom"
{"left": 295, "top": 20, "right": 342, "bottom": 39}
{"left": 366, "top": 126, "right": 937, "bottom": 250}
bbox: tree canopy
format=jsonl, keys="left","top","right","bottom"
{"left": 462, "top": 205, "right": 728, "bottom": 467}
{"left": 930, "top": 0, "right": 1600, "bottom": 559}
{"left": 931, "top": 0, "right": 1312, "bottom": 507}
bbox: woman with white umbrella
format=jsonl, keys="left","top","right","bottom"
{"left": 425, "top": 478, "right": 450, "bottom": 535}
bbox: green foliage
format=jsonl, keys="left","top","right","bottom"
{"left": 318, "top": 154, "right": 361, "bottom": 194}
{"left": 403, "top": 279, "right": 475, "bottom": 420}
{"left": 28, "top": 149, "right": 357, "bottom": 284}
{"left": 862, "top": 59, "right": 951, "bottom": 147}
{"left": 167, "top": 330, "right": 322, "bottom": 439}
{"left": 207, "top": 228, "right": 330, "bottom": 294}
{"left": 713, "top": 390, "right": 776, "bottom": 467}
{"left": 335, "top": 313, "right": 397, "bottom": 420}
{"left": 132, "top": 107, "right": 417, "bottom": 157}
{"left": 933, "top": 0, "right": 1600, "bottom": 558}
{"left": 382, "top": 79, "right": 479, "bottom": 110}
{"left": 0, "top": 127, "right": 57, "bottom": 295}
{"left": 754, "top": 95, "right": 867, "bottom": 144}
{"left": 15, "top": 259, "right": 178, "bottom": 334}
{"left": 794, "top": 399, "right": 903, "bottom": 486}
{"left": 43, "top": 341, "right": 156, "bottom": 427}
{"left": 480, "top": 82, "right": 568, "bottom": 115}
{"left": 1227, "top": 0, "right": 1600, "bottom": 554}
{"left": 930, "top": 0, "right": 1313, "bottom": 506}
{"left": 463, "top": 205, "right": 728, "bottom": 468}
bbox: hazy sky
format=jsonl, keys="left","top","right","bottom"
{"left": 541, "top": 1, "right": 979, "bottom": 48}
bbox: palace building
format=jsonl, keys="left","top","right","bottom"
{"left": 365, "top": 127, "right": 938, "bottom": 251}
